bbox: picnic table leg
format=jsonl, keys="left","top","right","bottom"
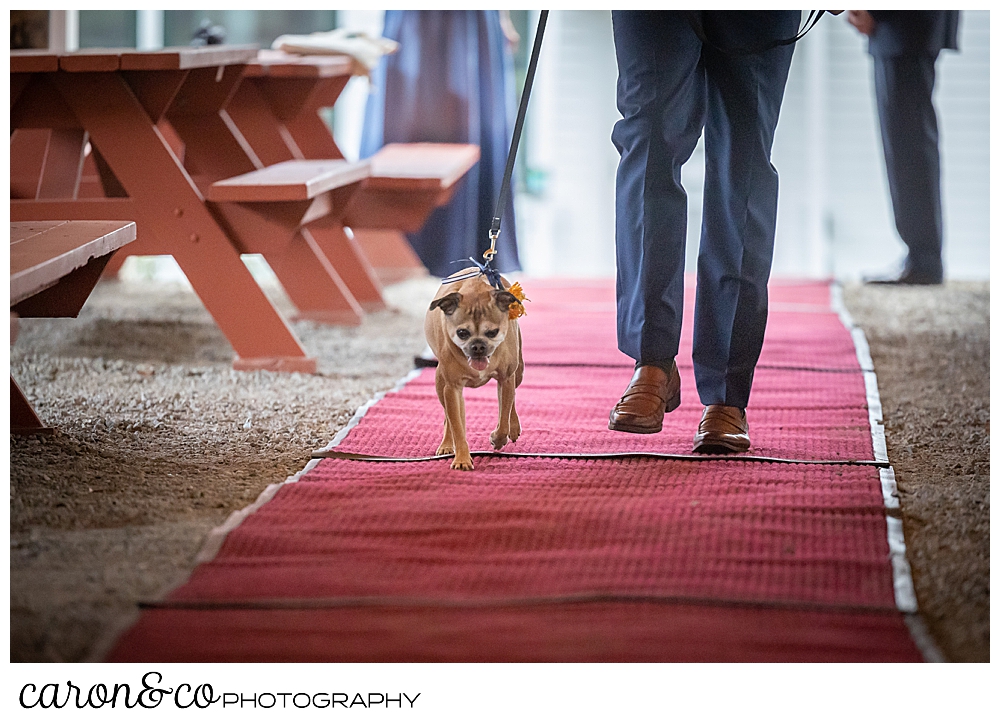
{"left": 209, "top": 198, "right": 368, "bottom": 326}
{"left": 349, "top": 228, "right": 428, "bottom": 284}
{"left": 37, "top": 128, "right": 88, "bottom": 199}
{"left": 266, "top": 230, "right": 364, "bottom": 325}
{"left": 11, "top": 376, "right": 53, "bottom": 435}
{"left": 171, "top": 71, "right": 370, "bottom": 326}
{"left": 86, "top": 146, "right": 134, "bottom": 278}
{"left": 49, "top": 71, "right": 316, "bottom": 373}
{"left": 304, "top": 223, "right": 386, "bottom": 311}
{"left": 280, "top": 77, "right": 348, "bottom": 160}
{"left": 227, "top": 79, "right": 305, "bottom": 167}
{"left": 10, "top": 128, "right": 88, "bottom": 201}
{"left": 224, "top": 80, "right": 379, "bottom": 317}
{"left": 10, "top": 129, "right": 49, "bottom": 199}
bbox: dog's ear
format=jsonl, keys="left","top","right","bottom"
{"left": 429, "top": 292, "right": 462, "bottom": 316}
{"left": 493, "top": 290, "right": 518, "bottom": 314}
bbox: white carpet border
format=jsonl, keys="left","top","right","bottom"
{"left": 194, "top": 367, "right": 426, "bottom": 566}
{"left": 830, "top": 282, "right": 944, "bottom": 662}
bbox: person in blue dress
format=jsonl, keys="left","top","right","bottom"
{"left": 360, "top": 10, "right": 521, "bottom": 277}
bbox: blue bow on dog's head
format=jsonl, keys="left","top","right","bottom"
{"left": 442, "top": 256, "right": 505, "bottom": 291}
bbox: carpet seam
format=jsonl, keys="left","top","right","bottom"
{"left": 520, "top": 362, "right": 869, "bottom": 373}
{"left": 311, "top": 449, "right": 889, "bottom": 466}
{"left": 137, "top": 592, "right": 902, "bottom": 616}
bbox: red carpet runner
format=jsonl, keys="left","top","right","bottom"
{"left": 107, "top": 279, "right": 926, "bottom": 662}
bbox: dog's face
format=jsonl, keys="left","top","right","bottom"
{"left": 429, "top": 286, "right": 519, "bottom": 371}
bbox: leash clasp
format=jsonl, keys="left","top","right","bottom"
{"left": 484, "top": 228, "right": 500, "bottom": 262}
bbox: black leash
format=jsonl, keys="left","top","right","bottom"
{"left": 685, "top": 10, "right": 827, "bottom": 57}
{"left": 441, "top": 10, "right": 549, "bottom": 292}
{"left": 487, "top": 10, "right": 548, "bottom": 267}
{"left": 444, "top": 10, "right": 547, "bottom": 291}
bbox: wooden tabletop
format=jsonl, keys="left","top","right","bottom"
{"left": 10, "top": 221, "right": 136, "bottom": 306}
{"left": 9, "top": 49, "right": 60, "bottom": 73}
{"left": 11, "top": 45, "right": 259, "bottom": 73}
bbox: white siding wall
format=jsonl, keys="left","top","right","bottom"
{"left": 518, "top": 10, "right": 619, "bottom": 278}
{"left": 775, "top": 10, "right": 990, "bottom": 281}
{"left": 936, "top": 11, "right": 990, "bottom": 280}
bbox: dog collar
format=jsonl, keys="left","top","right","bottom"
{"left": 441, "top": 257, "right": 528, "bottom": 320}
{"left": 442, "top": 256, "right": 505, "bottom": 290}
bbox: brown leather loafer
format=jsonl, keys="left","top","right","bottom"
{"left": 608, "top": 363, "right": 681, "bottom": 434}
{"left": 692, "top": 404, "right": 750, "bottom": 453}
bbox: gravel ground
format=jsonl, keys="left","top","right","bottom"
{"left": 841, "top": 282, "right": 989, "bottom": 663}
{"left": 9, "top": 276, "right": 988, "bottom": 662}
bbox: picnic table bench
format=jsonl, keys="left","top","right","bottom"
{"left": 10, "top": 220, "right": 136, "bottom": 434}
{"left": 227, "top": 50, "right": 481, "bottom": 286}
{"left": 11, "top": 46, "right": 374, "bottom": 370}
{"left": 345, "top": 143, "right": 480, "bottom": 284}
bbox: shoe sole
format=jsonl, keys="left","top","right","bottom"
{"left": 692, "top": 437, "right": 750, "bottom": 454}
{"left": 607, "top": 390, "right": 680, "bottom": 434}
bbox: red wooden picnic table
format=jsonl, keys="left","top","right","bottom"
{"left": 228, "top": 49, "right": 481, "bottom": 285}
{"left": 10, "top": 220, "right": 136, "bottom": 433}
{"left": 10, "top": 46, "right": 376, "bottom": 372}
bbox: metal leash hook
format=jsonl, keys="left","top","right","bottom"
{"left": 484, "top": 228, "right": 499, "bottom": 262}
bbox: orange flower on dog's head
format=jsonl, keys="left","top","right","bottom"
{"left": 507, "top": 282, "right": 528, "bottom": 319}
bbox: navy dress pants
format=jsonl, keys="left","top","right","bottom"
{"left": 873, "top": 53, "right": 944, "bottom": 279}
{"left": 611, "top": 11, "right": 798, "bottom": 409}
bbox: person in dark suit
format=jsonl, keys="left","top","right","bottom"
{"left": 849, "top": 10, "right": 960, "bottom": 285}
{"left": 607, "top": 11, "right": 802, "bottom": 454}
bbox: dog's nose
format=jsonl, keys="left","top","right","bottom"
{"left": 469, "top": 339, "right": 487, "bottom": 356}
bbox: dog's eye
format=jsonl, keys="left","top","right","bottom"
{"left": 456, "top": 329, "right": 471, "bottom": 340}
{"left": 485, "top": 329, "right": 499, "bottom": 339}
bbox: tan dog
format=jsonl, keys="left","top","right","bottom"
{"left": 424, "top": 269, "right": 524, "bottom": 470}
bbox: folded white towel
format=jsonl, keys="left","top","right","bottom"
{"left": 271, "top": 28, "right": 399, "bottom": 77}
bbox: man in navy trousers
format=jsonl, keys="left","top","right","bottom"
{"left": 607, "top": 11, "right": 802, "bottom": 453}
{"left": 849, "top": 10, "right": 960, "bottom": 285}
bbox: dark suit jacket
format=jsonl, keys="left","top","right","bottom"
{"left": 867, "top": 10, "right": 960, "bottom": 57}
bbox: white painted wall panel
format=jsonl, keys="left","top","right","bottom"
{"left": 775, "top": 11, "right": 989, "bottom": 280}
{"left": 518, "top": 10, "right": 619, "bottom": 277}
{"left": 364, "top": 10, "right": 989, "bottom": 282}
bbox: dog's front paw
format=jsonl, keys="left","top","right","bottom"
{"left": 451, "top": 455, "right": 474, "bottom": 471}
{"left": 436, "top": 443, "right": 455, "bottom": 456}
{"left": 490, "top": 429, "right": 509, "bottom": 450}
